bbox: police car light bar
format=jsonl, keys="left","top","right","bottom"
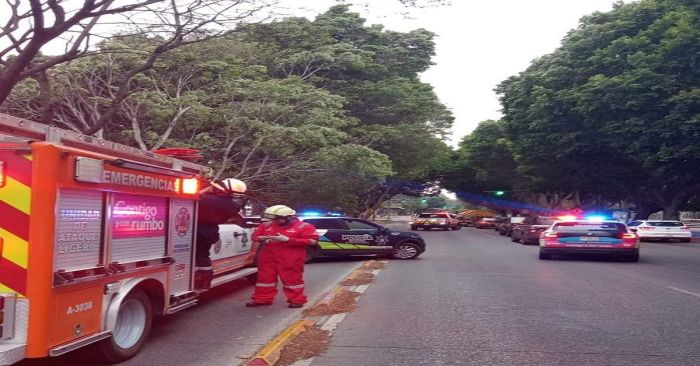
{"left": 585, "top": 215, "right": 608, "bottom": 221}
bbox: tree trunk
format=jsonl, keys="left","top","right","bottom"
{"left": 631, "top": 204, "right": 659, "bottom": 221}
{"left": 662, "top": 202, "right": 681, "bottom": 220}
{"left": 657, "top": 189, "right": 690, "bottom": 220}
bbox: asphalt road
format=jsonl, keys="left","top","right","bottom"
{"left": 311, "top": 227, "right": 700, "bottom": 366}
{"left": 18, "top": 256, "right": 365, "bottom": 366}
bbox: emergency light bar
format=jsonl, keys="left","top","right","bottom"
{"left": 585, "top": 215, "right": 608, "bottom": 221}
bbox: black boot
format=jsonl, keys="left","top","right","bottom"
{"left": 194, "top": 268, "right": 214, "bottom": 290}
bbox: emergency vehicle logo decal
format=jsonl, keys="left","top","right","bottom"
{"left": 341, "top": 234, "right": 373, "bottom": 243}
{"left": 0, "top": 152, "right": 32, "bottom": 296}
{"left": 213, "top": 240, "right": 222, "bottom": 254}
{"left": 174, "top": 207, "right": 191, "bottom": 237}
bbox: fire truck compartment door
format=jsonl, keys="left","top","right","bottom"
{"left": 110, "top": 193, "right": 167, "bottom": 263}
{"left": 169, "top": 199, "right": 196, "bottom": 295}
{"left": 55, "top": 189, "right": 103, "bottom": 272}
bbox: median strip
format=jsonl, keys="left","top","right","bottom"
{"left": 242, "top": 260, "right": 388, "bottom": 366}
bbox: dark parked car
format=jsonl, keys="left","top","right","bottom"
{"left": 493, "top": 216, "right": 508, "bottom": 232}
{"left": 498, "top": 216, "right": 526, "bottom": 236}
{"left": 301, "top": 216, "right": 426, "bottom": 261}
{"left": 511, "top": 216, "right": 558, "bottom": 244}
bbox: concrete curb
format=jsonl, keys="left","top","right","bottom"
{"left": 243, "top": 260, "right": 387, "bottom": 366}
{"left": 244, "top": 319, "right": 315, "bottom": 366}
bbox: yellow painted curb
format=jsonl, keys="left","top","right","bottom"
{"left": 244, "top": 259, "right": 388, "bottom": 365}
{"left": 245, "top": 319, "right": 315, "bottom": 366}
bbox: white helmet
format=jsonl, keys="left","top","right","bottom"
{"left": 264, "top": 205, "right": 296, "bottom": 219}
{"left": 211, "top": 178, "right": 247, "bottom": 194}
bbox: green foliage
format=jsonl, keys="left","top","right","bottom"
{"left": 494, "top": 0, "right": 700, "bottom": 217}
{"left": 438, "top": 120, "right": 520, "bottom": 202}
{"left": 3, "top": 5, "right": 452, "bottom": 214}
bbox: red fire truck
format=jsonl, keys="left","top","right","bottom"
{"left": 0, "top": 113, "right": 259, "bottom": 365}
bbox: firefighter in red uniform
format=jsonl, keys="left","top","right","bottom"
{"left": 247, "top": 205, "right": 319, "bottom": 308}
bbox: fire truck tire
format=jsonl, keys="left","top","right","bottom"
{"left": 94, "top": 289, "right": 153, "bottom": 363}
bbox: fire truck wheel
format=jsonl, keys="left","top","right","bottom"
{"left": 95, "top": 289, "right": 153, "bottom": 363}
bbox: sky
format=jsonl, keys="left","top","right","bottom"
{"left": 1, "top": 0, "right": 627, "bottom": 145}
{"left": 287, "top": 0, "right": 627, "bottom": 145}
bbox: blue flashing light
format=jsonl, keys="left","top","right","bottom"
{"left": 300, "top": 211, "right": 323, "bottom": 217}
{"left": 585, "top": 215, "right": 608, "bottom": 221}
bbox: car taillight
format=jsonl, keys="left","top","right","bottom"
{"left": 620, "top": 233, "right": 637, "bottom": 239}
{"left": 681, "top": 226, "right": 690, "bottom": 231}
{"left": 542, "top": 232, "right": 558, "bottom": 238}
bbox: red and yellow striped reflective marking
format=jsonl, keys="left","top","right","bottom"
{"left": 0, "top": 151, "right": 32, "bottom": 296}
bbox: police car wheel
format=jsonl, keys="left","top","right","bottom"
{"left": 93, "top": 289, "right": 153, "bottom": 363}
{"left": 392, "top": 242, "right": 420, "bottom": 260}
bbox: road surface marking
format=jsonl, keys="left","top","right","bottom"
{"left": 320, "top": 313, "right": 348, "bottom": 332}
{"left": 667, "top": 286, "right": 700, "bottom": 299}
{"left": 245, "top": 260, "right": 388, "bottom": 366}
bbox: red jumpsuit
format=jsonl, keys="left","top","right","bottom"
{"left": 251, "top": 219, "right": 319, "bottom": 305}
